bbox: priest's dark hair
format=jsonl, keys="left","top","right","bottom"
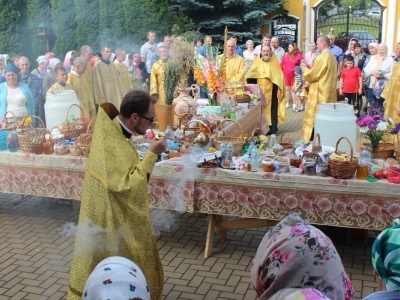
{"left": 120, "top": 90, "right": 157, "bottom": 119}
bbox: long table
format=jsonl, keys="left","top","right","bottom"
{"left": 1, "top": 152, "right": 399, "bottom": 257}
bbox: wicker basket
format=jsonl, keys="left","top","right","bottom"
{"left": 178, "top": 113, "right": 194, "bottom": 129}
{"left": 328, "top": 136, "right": 358, "bottom": 179}
{"left": 359, "top": 142, "right": 394, "bottom": 160}
{"left": 279, "top": 134, "right": 293, "bottom": 150}
{"left": 0, "top": 111, "right": 18, "bottom": 131}
{"left": 79, "top": 118, "right": 96, "bottom": 157}
{"left": 49, "top": 126, "right": 67, "bottom": 145}
{"left": 17, "top": 116, "right": 47, "bottom": 152}
{"left": 303, "top": 133, "right": 322, "bottom": 161}
{"left": 234, "top": 94, "right": 251, "bottom": 103}
{"left": 182, "top": 119, "right": 211, "bottom": 145}
{"left": 215, "top": 119, "right": 244, "bottom": 155}
{"left": 61, "top": 104, "right": 88, "bottom": 139}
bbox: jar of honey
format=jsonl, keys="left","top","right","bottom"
{"left": 356, "top": 164, "right": 369, "bottom": 180}
{"left": 32, "top": 142, "right": 44, "bottom": 155}
{"left": 43, "top": 141, "right": 53, "bottom": 155}
{"left": 262, "top": 160, "right": 275, "bottom": 172}
{"left": 290, "top": 156, "right": 302, "bottom": 168}
{"left": 168, "top": 150, "right": 180, "bottom": 159}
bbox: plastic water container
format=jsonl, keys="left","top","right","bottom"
{"left": 45, "top": 90, "right": 81, "bottom": 129}
{"left": 315, "top": 103, "right": 357, "bottom": 153}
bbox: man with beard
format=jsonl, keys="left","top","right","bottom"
{"left": 92, "top": 46, "right": 125, "bottom": 108}
{"left": 67, "top": 90, "right": 167, "bottom": 300}
{"left": 246, "top": 45, "right": 286, "bottom": 135}
{"left": 301, "top": 35, "right": 338, "bottom": 142}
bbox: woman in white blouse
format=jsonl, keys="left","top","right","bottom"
{"left": 243, "top": 40, "right": 255, "bottom": 73}
{"left": 363, "top": 43, "right": 394, "bottom": 117}
{"left": 0, "top": 64, "right": 35, "bottom": 122}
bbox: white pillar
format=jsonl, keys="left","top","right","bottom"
{"left": 310, "top": 3, "right": 316, "bottom": 44}
{"left": 305, "top": 0, "right": 311, "bottom": 49}
{"left": 386, "top": 0, "right": 397, "bottom": 51}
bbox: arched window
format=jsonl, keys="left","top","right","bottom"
{"left": 271, "top": 16, "right": 299, "bottom": 51}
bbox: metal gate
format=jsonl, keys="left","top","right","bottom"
{"left": 314, "top": 6, "right": 383, "bottom": 52}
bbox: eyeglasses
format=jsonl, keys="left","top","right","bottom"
{"left": 138, "top": 114, "right": 154, "bottom": 124}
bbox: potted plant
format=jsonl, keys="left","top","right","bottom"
{"left": 356, "top": 115, "right": 394, "bottom": 158}
{"left": 159, "top": 61, "right": 182, "bottom": 131}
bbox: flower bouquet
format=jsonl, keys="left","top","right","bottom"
{"left": 194, "top": 48, "right": 226, "bottom": 106}
{"left": 356, "top": 115, "right": 394, "bottom": 158}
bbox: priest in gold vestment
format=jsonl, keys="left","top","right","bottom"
{"left": 382, "top": 63, "right": 400, "bottom": 124}
{"left": 302, "top": 36, "right": 338, "bottom": 142}
{"left": 114, "top": 48, "right": 132, "bottom": 95}
{"left": 79, "top": 45, "right": 95, "bottom": 113}
{"left": 67, "top": 58, "right": 96, "bottom": 119}
{"left": 67, "top": 91, "right": 167, "bottom": 300}
{"left": 246, "top": 45, "right": 286, "bottom": 135}
{"left": 150, "top": 46, "right": 168, "bottom": 103}
{"left": 225, "top": 39, "right": 245, "bottom": 82}
{"left": 92, "top": 46, "right": 125, "bottom": 108}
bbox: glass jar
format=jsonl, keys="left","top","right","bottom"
{"left": 356, "top": 164, "right": 369, "bottom": 180}
{"left": 32, "top": 142, "right": 44, "bottom": 155}
{"left": 43, "top": 141, "right": 53, "bottom": 155}
{"left": 6, "top": 132, "right": 19, "bottom": 152}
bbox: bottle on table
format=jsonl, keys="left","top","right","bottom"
{"left": 220, "top": 142, "right": 227, "bottom": 161}
{"left": 246, "top": 142, "right": 256, "bottom": 172}
{"left": 357, "top": 146, "right": 371, "bottom": 180}
{"left": 251, "top": 145, "right": 259, "bottom": 172}
{"left": 268, "top": 134, "right": 277, "bottom": 149}
{"left": 223, "top": 142, "right": 233, "bottom": 168}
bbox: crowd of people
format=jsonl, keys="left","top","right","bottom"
{"left": 1, "top": 30, "right": 400, "bottom": 300}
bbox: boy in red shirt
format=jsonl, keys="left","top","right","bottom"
{"left": 339, "top": 55, "right": 362, "bottom": 116}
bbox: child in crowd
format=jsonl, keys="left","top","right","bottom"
{"left": 292, "top": 66, "right": 304, "bottom": 112}
{"left": 47, "top": 66, "right": 73, "bottom": 93}
{"left": 339, "top": 55, "right": 362, "bottom": 116}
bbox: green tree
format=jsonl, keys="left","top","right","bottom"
{"left": 121, "top": 0, "right": 172, "bottom": 52}
{"left": 0, "top": 0, "right": 27, "bottom": 56}
{"left": 169, "top": 0, "right": 286, "bottom": 46}
{"left": 50, "top": 0, "right": 77, "bottom": 57}
{"left": 27, "top": 0, "right": 53, "bottom": 61}
{"left": 74, "top": 0, "right": 100, "bottom": 50}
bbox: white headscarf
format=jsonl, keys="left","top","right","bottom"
{"left": 82, "top": 256, "right": 150, "bottom": 300}
{"left": 49, "top": 58, "right": 61, "bottom": 71}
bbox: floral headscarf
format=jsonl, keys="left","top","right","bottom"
{"left": 82, "top": 256, "right": 150, "bottom": 300}
{"left": 372, "top": 219, "right": 400, "bottom": 292}
{"left": 251, "top": 213, "right": 355, "bottom": 300}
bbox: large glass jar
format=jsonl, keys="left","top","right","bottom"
{"left": 6, "top": 132, "right": 19, "bottom": 152}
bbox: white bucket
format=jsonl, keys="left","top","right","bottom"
{"left": 315, "top": 103, "right": 357, "bottom": 153}
{"left": 45, "top": 90, "right": 81, "bottom": 130}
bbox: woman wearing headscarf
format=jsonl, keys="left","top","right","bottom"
{"left": 42, "top": 58, "right": 62, "bottom": 96}
{"left": 63, "top": 50, "right": 78, "bottom": 73}
{"left": 251, "top": 213, "right": 355, "bottom": 300}
{"left": 31, "top": 55, "right": 49, "bottom": 79}
{"left": 363, "top": 219, "right": 400, "bottom": 300}
{"left": 363, "top": 43, "right": 394, "bottom": 117}
{"left": 353, "top": 42, "right": 367, "bottom": 70}
{"left": 82, "top": 256, "right": 150, "bottom": 300}
{"left": 345, "top": 38, "right": 359, "bottom": 55}
{"left": 0, "top": 64, "right": 35, "bottom": 122}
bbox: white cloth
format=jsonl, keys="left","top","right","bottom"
{"left": 244, "top": 50, "right": 255, "bottom": 73}
{"left": 363, "top": 55, "right": 395, "bottom": 88}
{"left": 6, "top": 87, "right": 27, "bottom": 119}
{"left": 82, "top": 256, "right": 150, "bottom": 300}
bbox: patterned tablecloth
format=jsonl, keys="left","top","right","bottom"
{"left": 1, "top": 153, "right": 399, "bottom": 231}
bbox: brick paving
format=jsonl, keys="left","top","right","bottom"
{"left": 0, "top": 109, "right": 380, "bottom": 300}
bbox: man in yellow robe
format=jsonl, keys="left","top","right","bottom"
{"left": 225, "top": 39, "right": 245, "bottom": 82}
{"left": 92, "top": 46, "right": 125, "bottom": 108}
{"left": 382, "top": 63, "right": 400, "bottom": 124}
{"left": 114, "top": 48, "right": 132, "bottom": 95}
{"left": 67, "top": 90, "right": 167, "bottom": 300}
{"left": 67, "top": 58, "right": 96, "bottom": 119}
{"left": 79, "top": 45, "right": 95, "bottom": 112}
{"left": 47, "top": 66, "right": 73, "bottom": 93}
{"left": 302, "top": 35, "right": 338, "bottom": 142}
{"left": 246, "top": 45, "right": 286, "bottom": 135}
{"left": 150, "top": 46, "right": 168, "bottom": 103}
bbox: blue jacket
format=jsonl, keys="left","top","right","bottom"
{"left": 0, "top": 75, "right": 5, "bottom": 84}
{"left": 0, "top": 82, "right": 35, "bottom": 118}
{"left": 197, "top": 45, "right": 217, "bottom": 57}
{"left": 235, "top": 46, "right": 244, "bottom": 57}
{"left": 19, "top": 72, "right": 43, "bottom": 107}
